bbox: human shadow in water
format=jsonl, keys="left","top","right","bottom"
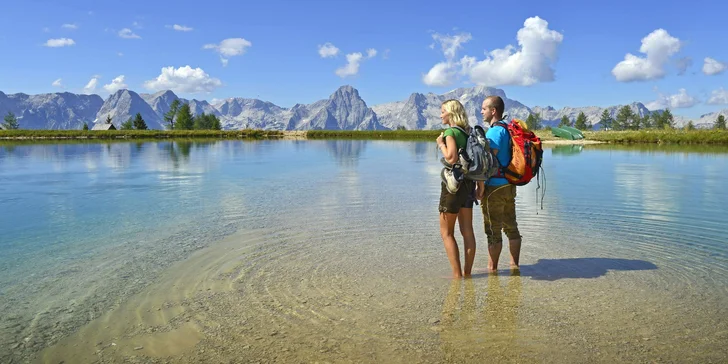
{"left": 516, "top": 258, "right": 658, "bottom": 281}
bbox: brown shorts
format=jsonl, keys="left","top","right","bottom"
{"left": 481, "top": 184, "right": 521, "bottom": 245}
{"left": 438, "top": 179, "right": 476, "bottom": 214}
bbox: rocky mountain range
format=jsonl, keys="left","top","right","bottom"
{"left": 1, "top": 86, "right": 725, "bottom": 131}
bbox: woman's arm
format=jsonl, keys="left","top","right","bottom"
{"left": 437, "top": 135, "right": 459, "bottom": 165}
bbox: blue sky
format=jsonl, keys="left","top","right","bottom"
{"left": 1, "top": 0, "right": 727, "bottom": 119}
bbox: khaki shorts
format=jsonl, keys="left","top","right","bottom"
{"left": 481, "top": 184, "right": 521, "bottom": 245}
{"left": 438, "top": 179, "right": 476, "bottom": 214}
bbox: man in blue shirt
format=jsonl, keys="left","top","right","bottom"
{"left": 476, "top": 96, "right": 522, "bottom": 272}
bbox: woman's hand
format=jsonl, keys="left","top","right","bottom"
{"left": 436, "top": 132, "right": 444, "bottom": 146}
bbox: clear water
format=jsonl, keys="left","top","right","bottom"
{"left": 1, "top": 140, "right": 726, "bottom": 363}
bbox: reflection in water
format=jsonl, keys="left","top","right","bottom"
{"left": 439, "top": 273, "right": 522, "bottom": 362}
{"left": 551, "top": 144, "right": 583, "bottom": 156}
{"left": 614, "top": 163, "right": 678, "bottom": 222}
{"left": 325, "top": 140, "right": 368, "bottom": 166}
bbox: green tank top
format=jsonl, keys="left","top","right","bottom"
{"left": 443, "top": 127, "right": 468, "bottom": 150}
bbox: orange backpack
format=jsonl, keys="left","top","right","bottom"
{"left": 493, "top": 119, "right": 543, "bottom": 186}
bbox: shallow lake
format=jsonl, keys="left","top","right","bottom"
{"left": 1, "top": 139, "right": 727, "bottom": 363}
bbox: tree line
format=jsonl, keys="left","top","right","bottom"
{"left": 523, "top": 106, "right": 727, "bottom": 131}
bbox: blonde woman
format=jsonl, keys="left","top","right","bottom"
{"left": 436, "top": 99, "right": 481, "bottom": 278}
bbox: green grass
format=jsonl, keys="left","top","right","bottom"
{"left": 0, "top": 129, "right": 284, "bottom": 140}
{"left": 583, "top": 129, "right": 728, "bottom": 144}
{"left": 306, "top": 130, "right": 443, "bottom": 140}
{"left": 2, "top": 128, "right": 727, "bottom": 145}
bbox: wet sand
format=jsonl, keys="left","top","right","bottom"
{"left": 32, "top": 224, "right": 728, "bottom": 364}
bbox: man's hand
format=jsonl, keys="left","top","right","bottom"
{"left": 475, "top": 181, "right": 485, "bottom": 200}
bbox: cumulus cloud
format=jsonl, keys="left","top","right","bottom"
{"left": 168, "top": 24, "right": 193, "bottom": 32}
{"left": 676, "top": 57, "right": 692, "bottom": 75}
{"left": 612, "top": 29, "right": 682, "bottom": 82}
{"left": 703, "top": 57, "right": 727, "bottom": 76}
{"left": 422, "top": 32, "right": 472, "bottom": 86}
{"left": 645, "top": 88, "right": 699, "bottom": 110}
{"left": 335, "top": 53, "right": 363, "bottom": 77}
{"left": 318, "top": 42, "right": 339, "bottom": 58}
{"left": 118, "top": 28, "right": 141, "bottom": 39}
{"left": 707, "top": 88, "right": 728, "bottom": 105}
{"left": 44, "top": 38, "right": 75, "bottom": 47}
{"left": 203, "top": 38, "right": 251, "bottom": 66}
{"left": 62, "top": 23, "right": 78, "bottom": 30}
{"left": 103, "top": 75, "right": 128, "bottom": 93}
{"left": 52, "top": 78, "right": 64, "bottom": 88}
{"left": 366, "top": 48, "right": 377, "bottom": 58}
{"left": 143, "top": 66, "right": 222, "bottom": 93}
{"left": 83, "top": 76, "right": 99, "bottom": 94}
{"left": 423, "top": 17, "right": 564, "bottom": 87}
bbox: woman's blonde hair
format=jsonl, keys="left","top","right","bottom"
{"left": 442, "top": 99, "right": 469, "bottom": 130}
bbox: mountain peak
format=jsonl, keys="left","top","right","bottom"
{"left": 331, "top": 85, "right": 360, "bottom": 99}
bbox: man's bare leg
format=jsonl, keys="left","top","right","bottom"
{"left": 458, "top": 207, "right": 476, "bottom": 277}
{"left": 509, "top": 238, "right": 522, "bottom": 269}
{"left": 440, "top": 212, "right": 462, "bottom": 278}
{"left": 488, "top": 242, "right": 502, "bottom": 273}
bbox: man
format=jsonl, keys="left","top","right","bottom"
{"left": 476, "top": 96, "right": 522, "bottom": 272}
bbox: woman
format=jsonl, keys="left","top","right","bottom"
{"left": 436, "top": 99, "right": 480, "bottom": 278}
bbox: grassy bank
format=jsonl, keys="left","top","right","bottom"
{"left": 583, "top": 129, "right": 728, "bottom": 144}
{"left": 2, "top": 128, "right": 727, "bottom": 144}
{"left": 0, "top": 129, "right": 284, "bottom": 140}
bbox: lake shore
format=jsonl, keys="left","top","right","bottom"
{"left": 2, "top": 129, "right": 727, "bottom": 144}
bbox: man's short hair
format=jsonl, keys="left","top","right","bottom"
{"left": 486, "top": 96, "right": 505, "bottom": 119}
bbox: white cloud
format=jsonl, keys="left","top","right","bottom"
{"left": 118, "top": 28, "right": 141, "bottom": 39}
{"left": 132, "top": 21, "right": 142, "bottom": 29}
{"left": 42, "top": 27, "right": 50, "bottom": 33}
{"left": 103, "top": 75, "right": 128, "bottom": 93}
{"left": 422, "top": 31, "right": 472, "bottom": 86}
{"left": 52, "top": 78, "right": 64, "bottom": 88}
{"left": 423, "top": 17, "right": 564, "bottom": 87}
{"left": 612, "top": 29, "right": 682, "bottom": 82}
{"left": 62, "top": 23, "right": 78, "bottom": 30}
{"left": 168, "top": 24, "right": 193, "bottom": 32}
{"left": 83, "top": 76, "right": 99, "bottom": 94}
{"left": 117, "top": 52, "right": 124, "bottom": 57}
{"left": 44, "top": 38, "right": 75, "bottom": 47}
{"left": 203, "top": 38, "right": 251, "bottom": 66}
{"left": 366, "top": 48, "right": 377, "bottom": 58}
{"left": 645, "top": 88, "right": 699, "bottom": 110}
{"left": 707, "top": 88, "right": 728, "bottom": 105}
{"left": 318, "top": 42, "right": 339, "bottom": 58}
{"left": 423, "top": 62, "right": 457, "bottom": 87}
{"left": 464, "top": 17, "right": 564, "bottom": 87}
{"left": 335, "top": 52, "right": 363, "bottom": 77}
{"left": 143, "top": 66, "right": 222, "bottom": 93}
{"left": 702, "top": 57, "right": 727, "bottom": 76}
{"left": 382, "top": 49, "right": 390, "bottom": 59}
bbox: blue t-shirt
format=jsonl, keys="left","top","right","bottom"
{"left": 486, "top": 121, "right": 512, "bottom": 186}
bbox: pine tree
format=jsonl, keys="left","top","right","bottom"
{"left": 661, "top": 109, "right": 675, "bottom": 129}
{"left": 559, "top": 115, "right": 571, "bottom": 127}
{"left": 715, "top": 115, "right": 726, "bottom": 130}
{"left": 133, "top": 113, "right": 148, "bottom": 130}
{"left": 165, "top": 99, "right": 180, "bottom": 130}
{"left": 599, "top": 109, "right": 612, "bottom": 130}
{"left": 211, "top": 115, "right": 222, "bottom": 130}
{"left": 574, "top": 112, "right": 589, "bottom": 130}
{"left": 3, "top": 111, "right": 19, "bottom": 129}
{"left": 82, "top": 122, "right": 89, "bottom": 130}
{"left": 121, "top": 117, "right": 134, "bottom": 130}
{"left": 106, "top": 115, "right": 112, "bottom": 124}
{"left": 614, "top": 106, "right": 633, "bottom": 131}
{"left": 175, "top": 103, "right": 194, "bottom": 130}
{"left": 640, "top": 114, "right": 651, "bottom": 129}
{"left": 526, "top": 113, "right": 542, "bottom": 130}
{"left": 650, "top": 112, "right": 662, "bottom": 129}
{"left": 686, "top": 121, "right": 695, "bottom": 130}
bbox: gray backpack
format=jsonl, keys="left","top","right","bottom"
{"left": 452, "top": 125, "right": 498, "bottom": 181}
